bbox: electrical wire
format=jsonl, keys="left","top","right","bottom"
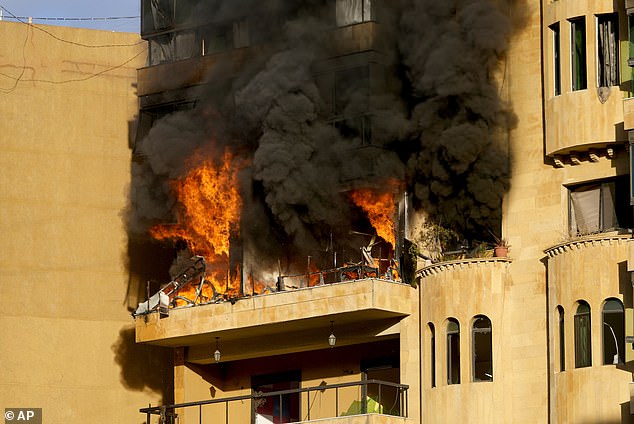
{"left": 0, "top": 48, "right": 146, "bottom": 91}
{"left": 0, "top": 16, "right": 30, "bottom": 94}
{"left": 5, "top": 16, "right": 139, "bottom": 22}
{"left": 0, "top": 5, "right": 145, "bottom": 48}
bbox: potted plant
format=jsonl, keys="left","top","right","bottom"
{"left": 490, "top": 232, "right": 510, "bottom": 257}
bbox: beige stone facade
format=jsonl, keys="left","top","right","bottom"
{"left": 0, "top": 21, "right": 155, "bottom": 423}
{"left": 132, "top": 0, "right": 634, "bottom": 423}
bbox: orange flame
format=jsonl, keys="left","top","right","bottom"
{"left": 349, "top": 187, "right": 397, "bottom": 248}
{"left": 150, "top": 150, "right": 243, "bottom": 300}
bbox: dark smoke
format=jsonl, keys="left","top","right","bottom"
{"left": 128, "top": 0, "right": 518, "bottom": 271}
{"left": 397, "top": 0, "right": 516, "bottom": 236}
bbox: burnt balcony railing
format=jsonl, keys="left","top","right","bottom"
{"left": 141, "top": 379, "right": 408, "bottom": 423}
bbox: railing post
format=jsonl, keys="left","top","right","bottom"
{"left": 335, "top": 387, "right": 339, "bottom": 417}
{"left": 199, "top": 404, "right": 202, "bottom": 424}
{"left": 279, "top": 394, "right": 283, "bottom": 423}
{"left": 307, "top": 388, "right": 310, "bottom": 421}
{"left": 225, "top": 400, "right": 228, "bottom": 424}
{"left": 378, "top": 382, "right": 382, "bottom": 413}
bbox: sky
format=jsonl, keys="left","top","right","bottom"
{"left": 0, "top": 0, "right": 140, "bottom": 33}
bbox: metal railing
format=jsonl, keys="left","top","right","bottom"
{"left": 141, "top": 379, "right": 408, "bottom": 424}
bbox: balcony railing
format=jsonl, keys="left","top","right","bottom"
{"left": 141, "top": 379, "right": 408, "bottom": 423}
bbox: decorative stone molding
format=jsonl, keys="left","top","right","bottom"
{"left": 544, "top": 233, "right": 632, "bottom": 258}
{"left": 417, "top": 257, "right": 512, "bottom": 278}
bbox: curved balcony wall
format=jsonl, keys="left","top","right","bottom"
{"left": 418, "top": 258, "right": 512, "bottom": 424}
{"left": 544, "top": 234, "right": 633, "bottom": 424}
{"left": 543, "top": 0, "right": 627, "bottom": 157}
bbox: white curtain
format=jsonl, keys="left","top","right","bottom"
{"left": 570, "top": 185, "right": 600, "bottom": 234}
{"left": 336, "top": 0, "right": 371, "bottom": 26}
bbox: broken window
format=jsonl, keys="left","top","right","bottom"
{"left": 574, "top": 301, "right": 592, "bottom": 368}
{"left": 557, "top": 305, "right": 565, "bottom": 372}
{"left": 142, "top": 0, "right": 174, "bottom": 34}
{"left": 428, "top": 322, "right": 436, "bottom": 388}
{"left": 472, "top": 316, "right": 493, "bottom": 382}
{"left": 149, "top": 34, "right": 175, "bottom": 65}
{"left": 550, "top": 22, "right": 561, "bottom": 96}
{"left": 336, "top": 0, "right": 372, "bottom": 26}
{"left": 568, "top": 177, "right": 633, "bottom": 236}
{"left": 570, "top": 17, "right": 587, "bottom": 91}
{"left": 602, "top": 298, "right": 624, "bottom": 365}
{"left": 597, "top": 14, "right": 619, "bottom": 87}
{"left": 446, "top": 318, "right": 460, "bottom": 385}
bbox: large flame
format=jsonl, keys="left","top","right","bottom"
{"left": 349, "top": 187, "right": 397, "bottom": 248}
{"left": 150, "top": 150, "right": 243, "bottom": 299}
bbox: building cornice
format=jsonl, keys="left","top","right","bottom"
{"left": 544, "top": 233, "right": 632, "bottom": 258}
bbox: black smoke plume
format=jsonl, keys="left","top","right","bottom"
{"left": 128, "top": 0, "right": 518, "bottom": 272}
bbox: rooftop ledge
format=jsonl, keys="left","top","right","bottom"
{"left": 544, "top": 233, "right": 632, "bottom": 258}
{"left": 416, "top": 257, "right": 512, "bottom": 278}
{"left": 135, "top": 279, "right": 416, "bottom": 356}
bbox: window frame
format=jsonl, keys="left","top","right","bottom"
{"left": 471, "top": 315, "right": 493, "bottom": 382}
{"left": 446, "top": 318, "right": 460, "bottom": 385}
{"left": 567, "top": 176, "right": 633, "bottom": 236}
{"left": 602, "top": 298, "right": 624, "bottom": 365}
{"left": 570, "top": 16, "right": 587, "bottom": 91}
{"left": 557, "top": 305, "right": 566, "bottom": 372}
{"left": 428, "top": 323, "right": 436, "bottom": 388}
{"left": 550, "top": 22, "right": 561, "bottom": 96}
{"left": 574, "top": 301, "right": 592, "bottom": 368}
{"left": 596, "top": 13, "right": 619, "bottom": 88}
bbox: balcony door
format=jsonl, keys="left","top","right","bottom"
{"left": 252, "top": 371, "right": 300, "bottom": 424}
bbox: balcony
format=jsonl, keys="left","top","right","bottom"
{"left": 137, "top": 21, "right": 384, "bottom": 103}
{"left": 141, "top": 379, "right": 410, "bottom": 424}
{"left": 136, "top": 278, "right": 415, "bottom": 362}
{"left": 544, "top": 233, "right": 632, "bottom": 323}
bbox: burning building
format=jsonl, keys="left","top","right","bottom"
{"left": 131, "top": 0, "right": 634, "bottom": 423}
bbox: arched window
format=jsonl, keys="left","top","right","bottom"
{"left": 428, "top": 323, "right": 436, "bottom": 388}
{"left": 574, "top": 301, "right": 592, "bottom": 368}
{"left": 472, "top": 315, "right": 493, "bottom": 382}
{"left": 557, "top": 306, "right": 565, "bottom": 371}
{"left": 446, "top": 318, "right": 460, "bottom": 385}
{"left": 602, "top": 298, "right": 624, "bottom": 365}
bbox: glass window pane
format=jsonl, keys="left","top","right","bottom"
{"left": 574, "top": 302, "right": 592, "bottom": 368}
{"left": 472, "top": 316, "right": 493, "bottom": 382}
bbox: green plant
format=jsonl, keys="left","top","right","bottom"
{"left": 489, "top": 231, "right": 509, "bottom": 248}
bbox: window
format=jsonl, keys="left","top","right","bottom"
{"left": 149, "top": 34, "right": 175, "bottom": 65}
{"left": 574, "top": 301, "right": 592, "bottom": 368}
{"left": 550, "top": 22, "right": 561, "bottom": 96}
{"left": 446, "top": 318, "right": 460, "bottom": 385}
{"left": 252, "top": 371, "right": 300, "bottom": 424}
{"left": 629, "top": 15, "right": 634, "bottom": 66}
{"left": 428, "top": 323, "right": 436, "bottom": 388}
{"left": 201, "top": 24, "right": 233, "bottom": 56}
{"left": 336, "top": 0, "right": 372, "bottom": 26}
{"left": 570, "top": 17, "right": 587, "bottom": 90}
{"left": 472, "top": 316, "right": 493, "bottom": 382}
{"left": 557, "top": 306, "right": 565, "bottom": 371}
{"left": 602, "top": 298, "right": 624, "bottom": 365}
{"left": 568, "top": 177, "right": 633, "bottom": 236}
{"left": 233, "top": 19, "right": 250, "bottom": 48}
{"left": 597, "top": 14, "right": 619, "bottom": 87}
{"left": 142, "top": 0, "right": 174, "bottom": 34}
